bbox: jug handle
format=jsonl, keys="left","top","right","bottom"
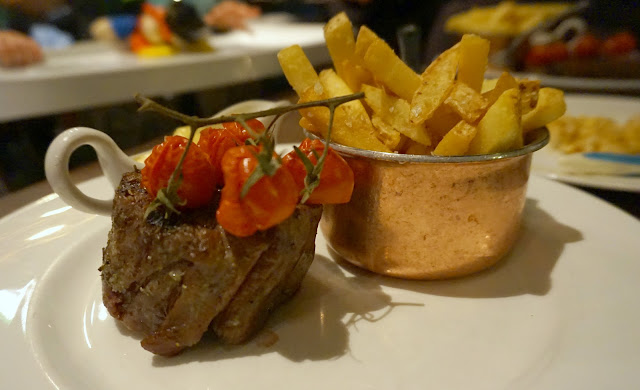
{"left": 45, "top": 127, "right": 144, "bottom": 216}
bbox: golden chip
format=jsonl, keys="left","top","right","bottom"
{"left": 410, "top": 44, "right": 459, "bottom": 125}
{"left": 444, "top": 81, "right": 489, "bottom": 124}
{"left": 363, "top": 84, "right": 431, "bottom": 147}
{"left": 522, "top": 87, "right": 566, "bottom": 132}
{"left": 277, "top": 45, "right": 320, "bottom": 96}
{"left": 363, "top": 38, "right": 421, "bottom": 101}
{"left": 458, "top": 34, "right": 490, "bottom": 92}
{"left": 468, "top": 88, "right": 523, "bottom": 154}
{"left": 433, "top": 121, "right": 478, "bottom": 156}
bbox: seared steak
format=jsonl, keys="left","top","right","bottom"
{"left": 211, "top": 205, "right": 318, "bottom": 343}
{"left": 101, "top": 171, "right": 322, "bottom": 356}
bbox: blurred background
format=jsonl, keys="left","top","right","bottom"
{"left": 0, "top": 0, "right": 638, "bottom": 214}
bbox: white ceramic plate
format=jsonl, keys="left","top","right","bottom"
{"left": 1, "top": 174, "right": 640, "bottom": 389}
{"left": 532, "top": 93, "right": 640, "bottom": 192}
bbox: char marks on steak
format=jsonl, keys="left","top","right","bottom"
{"left": 101, "top": 171, "right": 322, "bottom": 356}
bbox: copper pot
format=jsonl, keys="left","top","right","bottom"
{"left": 320, "top": 128, "right": 549, "bottom": 280}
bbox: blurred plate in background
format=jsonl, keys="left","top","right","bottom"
{"left": 532, "top": 93, "right": 640, "bottom": 192}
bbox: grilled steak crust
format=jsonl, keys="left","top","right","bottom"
{"left": 101, "top": 171, "right": 322, "bottom": 356}
{"left": 211, "top": 205, "right": 319, "bottom": 344}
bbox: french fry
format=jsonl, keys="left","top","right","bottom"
{"left": 355, "top": 25, "right": 377, "bottom": 61}
{"left": 363, "top": 39, "right": 421, "bottom": 101}
{"left": 362, "top": 84, "right": 399, "bottom": 147}
{"left": 424, "top": 104, "right": 461, "bottom": 141}
{"left": 482, "top": 71, "right": 518, "bottom": 106}
{"left": 298, "top": 84, "right": 386, "bottom": 152}
{"left": 458, "top": 34, "right": 490, "bottom": 92}
{"left": 295, "top": 83, "right": 327, "bottom": 135}
{"left": 338, "top": 59, "right": 373, "bottom": 94}
{"left": 363, "top": 84, "right": 431, "bottom": 146}
{"left": 277, "top": 45, "right": 319, "bottom": 96}
{"left": 324, "top": 13, "right": 372, "bottom": 91}
{"left": 522, "top": 87, "right": 566, "bottom": 132}
{"left": 324, "top": 13, "right": 356, "bottom": 69}
{"left": 318, "top": 69, "right": 391, "bottom": 152}
{"left": 299, "top": 117, "right": 317, "bottom": 133}
{"left": 467, "top": 88, "right": 523, "bottom": 154}
{"left": 371, "top": 115, "right": 408, "bottom": 151}
{"left": 444, "top": 81, "right": 489, "bottom": 124}
{"left": 410, "top": 44, "right": 459, "bottom": 125}
{"left": 481, "top": 78, "right": 499, "bottom": 93}
{"left": 403, "top": 140, "right": 433, "bottom": 155}
{"left": 433, "top": 121, "right": 478, "bottom": 156}
{"left": 518, "top": 79, "right": 540, "bottom": 115}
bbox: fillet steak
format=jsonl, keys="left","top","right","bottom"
{"left": 101, "top": 171, "right": 322, "bottom": 356}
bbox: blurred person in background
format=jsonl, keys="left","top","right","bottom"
{"left": 0, "top": 28, "right": 42, "bottom": 67}
{"left": 203, "top": 0, "right": 261, "bottom": 30}
{"left": 0, "top": 0, "right": 263, "bottom": 67}
{"left": 0, "top": 0, "right": 66, "bottom": 66}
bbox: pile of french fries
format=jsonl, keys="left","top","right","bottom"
{"left": 277, "top": 12, "right": 566, "bottom": 156}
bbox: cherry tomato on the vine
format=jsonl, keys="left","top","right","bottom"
{"left": 216, "top": 145, "right": 298, "bottom": 237}
{"left": 222, "top": 119, "right": 265, "bottom": 137}
{"left": 573, "top": 34, "right": 601, "bottom": 58}
{"left": 282, "top": 138, "right": 354, "bottom": 205}
{"left": 141, "top": 136, "right": 217, "bottom": 209}
{"left": 601, "top": 32, "right": 637, "bottom": 56}
{"left": 197, "top": 120, "right": 266, "bottom": 186}
{"left": 525, "top": 42, "right": 569, "bottom": 66}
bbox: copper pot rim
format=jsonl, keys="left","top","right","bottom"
{"left": 305, "top": 127, "right": 549, "bottom": 164}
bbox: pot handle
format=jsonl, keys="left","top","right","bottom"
{"left": 45, "top": 127, "right": 144, "bottom": 216}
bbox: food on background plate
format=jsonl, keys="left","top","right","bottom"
{"left": 445, "top": 1, "right": 571, "bottom": 37}
{"left": 519, "top": 19, "right": 639, "bottom": 79}
{"left": 91, "top": 2, "right": 213, "bottom": 57}
{"left": 99, "top": 95, "right": 358, "bottom": 356}
{"left": 278, "top": 12, "right": 566, "bottom": 157}
{"left": 446, "top": 1, "right": 640, "bottom": 79}
{"left": 547, "top": 115, "right": 640, "bottom": 154}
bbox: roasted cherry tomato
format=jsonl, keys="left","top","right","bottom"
{"left": 197, "top": 120, "right": 265, "bottom": 186}
{"left": 601, "top": 32, "right": 637, "bottom": 56}
{"left": 217, "top": 145, "right": 298, "bottom": 237}
{"left": 141, "top": 135, "right": 217, "bottom": 209}
{"left": 525, "top": 42, "right": 569, "bottom": 66}
{"left": 222, "top": 119, "right": 265, "bottom": 137}
{"left": 282, "top": 138, "right": 354, "bottom": 204}
{"left": 573, "top": 33, "right": 601, "bottom": 58}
